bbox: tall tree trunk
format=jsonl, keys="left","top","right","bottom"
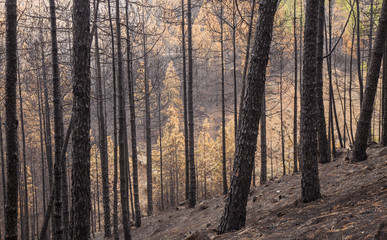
{"left": 357, "top": 0, "right": 364, "bottom": 106}
{"left": 71, "top": 0, "right": 91, "bottom": 237}
{"left": 260, "top": 89, "right": 267, "bottom": 184}
{"left": 181, "top": 0, "right": 190, "bottom": 202}
{"left": 125, "top": 0, "right": 142, "bottom": 228}
{"left": 218, "top": 0, "right": 278, "bottom": 234}
{"left": 187, "top": 0, "right": 196, "bottom": 209}
{"left": 280, "top": 56, "right": 286, "bottom": 176}
{"left": 106, "top": 0, "right": 119, "bottom": 237}
{"left": 220, "top": 4, "right": 228, "bottom": 195}
{"left": 5, "top": 0, "right": 19, "bottom": 238}
{"left": 293, "top": 0, "right": 298, "bottom": 173}
{"left": 115, "top": 0, "right": 132, "bottom": 238}
{"left": 18, "top": 66, "right": 30, "bottom": 240}
{"left": 0, "top": 115, "right": 6, "bottom": 235}
{"left": 124, "top": 1, "right": 135, "bottom": 221}
{"left": 382, "top": 39, "right": 387, "bottom": 146}
{"left": 158, "top": 86, "right": 164, "bottom": 210}
{"left": 37, "top": 76, "right": 47, "bottom": 216}
{"left": 350, "top": 22, "right": 355, "bottom": 144}
{"left": 142, "top": 21, "right": 153, "bottom": 216}
{"left": 94, "top": 19, "right": 111, "bottom": 237}
{"left": 316, "top": 0, "right": 331, "bottom": 164}
{"left": 233, "top": 0, "right": 237, "bottom": 155}
{"left": 49, "top": 0, "right": 69, "bottom": 237}
{"left": 301, "top": 0, "right": 322, "bottom": 203}
{"left": 351, "top": 0, "right": 387, "bottom": 162}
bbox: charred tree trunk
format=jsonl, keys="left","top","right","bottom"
{"left": 217, "top": 0, "right": 278, "bottom": 234}
{"left": 94, "top": 16, "right": 111, "bottom": 238}
{"left": 351, "top": 0, "right": 387, "bottom": 162}
{"left": 115, "top": 0, "right": 132, "bottom": 238}
{"left": 181, "top": 0, "right": 189, "bottom": 202}
{"left": 260, "top": 89, "right": 267, "bottom": 184}
{"left": 187, "top": 0, "right": 196, "bottom": 209}
{"left": 316, "top": 0, "right": 331, "bottom": 164}
{"left": 4, "top": 0, "right": 19, "bottom": 238}
{"left": 301, "top": 0, "right": 322, "bottom": 203}
{"left": 293, "top": 0, "right": 298, "bottom": 173}
{"left": 71, "top": 0, "right": 91, "bottom": 237}
{"left": 382, "top": 39, "right": 387, "bottom": 146}
{"left": 220, "top": 4, "right": 228, "bottom": 195}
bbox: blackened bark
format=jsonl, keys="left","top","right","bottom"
{"left": 181, "top": 0, "right": 190, "bottom": 202}
{"left": 71, "top": 0, "right": 91, "bottom": 237}
{"left": 260, "top": 89, "right": 267, "bottom": 184}
{"left": 5, "top": 0, "right": 19, "bottom": 238}
{"left": 351, "top": 0, "right": 387, "bottom": 162}
{"left": 187, "top": 0, "right": 196, "bottom": 208}
{"left": 18, "top": 67, "right": 30, "bottom": 240}
{"left": 106, "top": 0, "right": 119, "bottom": 236}
{"left": 220, "top": 4, "right": 228, "bottom": 195}
{"left": 382, "top": 39, "right": 387, "bottom": 146}
{"left": 143, "top": 25, "right": 153, "bottom": 216}
{"left": 94, "top": 17, "right": 111, "bottom": 238}
{"left": 217, "top": 0, "right": 278, "bottom": 234}
{"left": 0, "top": 115, "right": 6, "bottom": 233}
{"left": 124, "top": 2, "right": 142, "bottom": 228}
{"left": 301, "top": 0, "right": 322, "bottom": 203}
{"left": 357, "top": 0, "right": 364, "bottom": 105}
{"left": 115, "top": 0, "right": 132, "bottom": 237}
{"left": 316, "top": 0, "right": 331, "bottom": 164}
{"left": 293, "top": 0, "right": 298, "bottom": 173}
{"left": 49, "top": 0, "right": 69, "bottom": 237}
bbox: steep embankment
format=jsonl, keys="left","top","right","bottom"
{"left": 96, "top": 146, "right": 387, "bottom": 240}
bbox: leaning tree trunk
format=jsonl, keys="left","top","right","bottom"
{"left": 217, "top": 0, "right": 278, "bottom": 234}
{"left": 315, "top": 0, "right": 331, "bottom": 164}
{"left": 301, "top": 0, "right": 322, "bottom": 203}
{"left": 351, "top": 0, "right": 387, "bottom": 162}
{"left": 71, "top": 0, "right": 91, "bottom": 237}
{"left": 5, "top": 0, "right": 19, "bottom": 238}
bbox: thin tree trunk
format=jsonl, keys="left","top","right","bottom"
{"left": 260, "top": 89, "right": 267, "bottom": 184}
{"left": 301, "top": 0, "right": 322, "bottom": 203}
{"left": 187, "top": 0, "right": 196, "bottom": 209}
{"left": 124, "top": 0, "right": 135, "bottom": 221}
{"left": 125, "top": 0, "right": 142, "bottom": 228}
{"left": 220, "top": 4, "right": 228, "bottom": 195}
{"left": 0, "top": 115, "right": 6, "bottom": 235}
{"left": 18, "top": 66, "right": 30, "bottom": 240}
{"left": 350, "top": 21, "right": 355, "bottom": 144}
{"left": 106, "top": 0, "right": 119, "bottom": 237}
{"left": 351, "top": 0, "right": 387, "bottom": 162}
{"left": 356, "top": 0, "right": 364, "bottom": 106}
{"left": 94, "top": 5, "right": 111, "bottom": 237}
{"left": 293, "top": 0, "right": 298, "bottom": 173}
{"left": 115, "top": 0, "right": 131, "bottom": 237}
{"left": 142, "top": 20, "right": 153, "bottom": 216}
{"left": 280, "top": 56, "right": 286, "bottom": 176}
{"left": 39, "top": 118, "right": 72, "bottom": 240}
{"left": 158, "top": 86, "right": 164, "bottom": 210}
{"left": 71, "top": 0, "right": 91, "bottom": 236}
{"left": 218, "top": 0, "right": 278, "bottom": 233}
{"left": 181, "top": 0, "right": 190, "bottom": 202}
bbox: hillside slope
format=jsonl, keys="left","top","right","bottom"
{"left": 96, "top": 147, "right": 387, "bottom": 240}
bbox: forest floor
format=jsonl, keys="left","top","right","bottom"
{"left": 95, "top": 146, "right": 387, "bottom": 240}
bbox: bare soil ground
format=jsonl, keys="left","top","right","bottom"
{"left": 95, "top": 146, "right": 387, "bottom": 240}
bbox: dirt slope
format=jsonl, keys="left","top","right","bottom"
{"left": 96, "top": 146, "right": 387, "bottom": 240}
